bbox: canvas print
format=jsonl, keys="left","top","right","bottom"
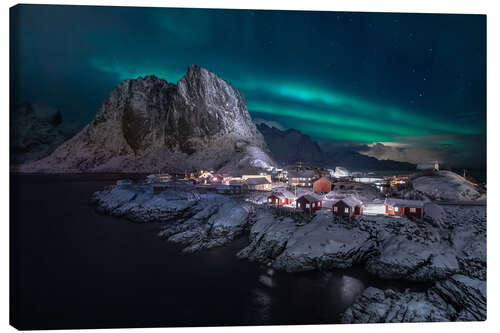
{"left": 10, "top": 4, "right": 486, "bottom": 330}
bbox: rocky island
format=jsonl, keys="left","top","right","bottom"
{"left": 90, "top": 177, "right": 486, "bottom": 323}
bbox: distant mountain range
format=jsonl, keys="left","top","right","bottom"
{"left": 256, "top": 123, "right": 415, "bottom": 171}
{"left": 10, "top": 102, "right": 80, "bottom": 165}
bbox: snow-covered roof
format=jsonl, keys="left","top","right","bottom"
{"left": 384, "top": 198, "right": 425, "bottom": 208}
{"left": 333, "top": 196, "right": 363, "bottom": 208}
{"left": 297, "top": 193, "right": 322, "bottom": 203}
{"left": 245, "top": 177, "right": 271, "bottom": 185}
{"left": 269, "top": 189, "right": 295, "bottom": 199}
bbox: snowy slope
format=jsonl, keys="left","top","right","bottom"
{"left": 412, "top": 170, "right": 483, "bottom": 201}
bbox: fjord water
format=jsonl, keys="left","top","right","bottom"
{"left": 11, "top": 174, "right": 422, "bottom": 329}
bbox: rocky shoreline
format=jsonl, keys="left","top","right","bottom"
{"left": 90, "top": 184, "right": 486, "bottom": 323}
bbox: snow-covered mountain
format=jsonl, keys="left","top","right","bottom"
{"left": 17, "top": 65, "right": 275, "bottom": 173}
{"left": 10, "top": 102, "right": 80, "bottom": 165}
{"left": 257, "top": 123, "right": 414, "bottom": 170}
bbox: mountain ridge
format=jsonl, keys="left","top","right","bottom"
{"left": 256, "top": 123, "right": 415, "bottom": 171}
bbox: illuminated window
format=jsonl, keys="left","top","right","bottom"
{"left": 410, "top": 207, "right": 416, "bottom": 213}
{"left": 334, "top": 207, "right": 338, "bottom": 212}
{"left": 268, "top": 198, "right": 272, "bottom": 202}
{"left": 395, "top": 207, "right": 399, "bottom": 212}
{"left": 345, "top": 207, "right": 349, "bottom": 213}
{"left": 388, "top": 206, "right": 393, "bottom": 210}
{"left": 306, "top": 204, "right": 310, "bottom": 208}
{"left": 312, "top": 203, "right": 316, "bottom": 208}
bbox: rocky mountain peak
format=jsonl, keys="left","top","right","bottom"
{"left": 18, "top": 65, "right": 274, "bottom": 173}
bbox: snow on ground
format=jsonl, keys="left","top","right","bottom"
{"left": 363, "top": 203, "right": 386, "bottom": 215}
{"left": 272, "top": 211, "right": 375, "bottom": 272}
{"left": 412, "top": 170, "right": 483, "bottom": 201}
{"left": 91, "top": 182, "right": 486, "bottom": 322}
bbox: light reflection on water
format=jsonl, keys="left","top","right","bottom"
{"left": 339, "top": 275, "right": 365, "bottom": 305}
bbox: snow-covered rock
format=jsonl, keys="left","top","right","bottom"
{"left": 237, "top": 209, "right": 299, "bottom": 262}
{"left": 342, "top": 274, "right": 486, "bottom": 323}
{"left": 365, "top": 237, "right": 459, "bottom": 282}
{"left": 91, "top": 184, "right": 255, "bottom": 252}
{"left": 237, "top": 205, "right": 485, "bottom": 283}
{"left": 434, "top": 274, "right": 486, "bottom": 321}
{"left": 272, "top": 212, "right": 375, "bottom": 272}
{"left": 341, "top": 287, "right": 456, "bottom": 323}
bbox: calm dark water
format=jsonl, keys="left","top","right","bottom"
{"left": 10, "top": 174, "right": 426, "bottom": 330}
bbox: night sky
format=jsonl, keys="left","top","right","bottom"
{"left": 10, "top": 5, "right": 486, "bottom": 168}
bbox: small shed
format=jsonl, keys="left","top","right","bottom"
{"left": 384, "top": 198, "right": 424, "bottom": 219}
{"left": 296, "top": 194, "right": 322, "bottom": 212}
{"left": 313, "top": 176, "right": 332, "bottom": 193}
{"left": 229, "top": 181, "right": 248, "bottom": 194}
{"left": 333, "top": 196, "right": 363, "bottom": 217}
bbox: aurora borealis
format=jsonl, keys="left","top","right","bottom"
{"left": 10, "top": 5, "right": 486, "bottom": 168}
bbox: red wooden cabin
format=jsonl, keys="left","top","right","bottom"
{"left": 267, "top": 190, "right": 295, "bottom": 206}
{"left": 313, "top": 177, "right": 332, "bottom": 193}
{"left": 332, "top": 197, "right": 363, "bottom": 217}
{"left": 384, "top": 198, "right": 424, "bottom": 219}
{"left": 296, "top": 194, "right": 322, "bottom": 212}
